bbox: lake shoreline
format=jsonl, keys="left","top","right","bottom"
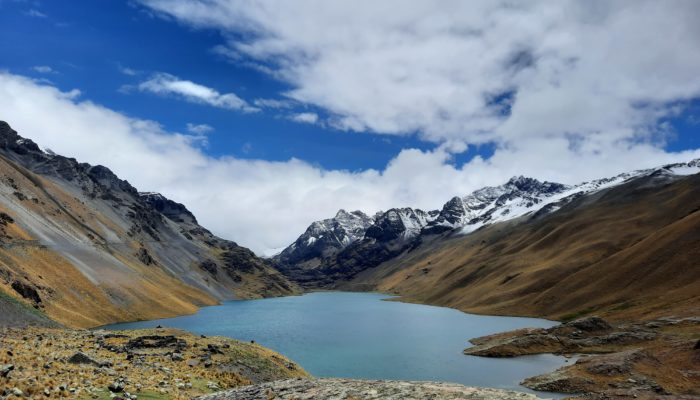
{"left": 101, "top": 292, "right": 569, "bottom": 397}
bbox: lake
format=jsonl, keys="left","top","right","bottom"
{"left": 104, "top": 292, "right": 567, "bottom": 395}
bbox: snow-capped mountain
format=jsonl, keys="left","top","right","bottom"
{"left": 275, "top": 209, "right": 375, "bottom": 267}
{"left": 365, "top": 208, "right": 439, "bottom": 241}
{"left": 446, "top": 159, "right": 700, "bottom": 235}
{"left": 275, "top": 158, "right": 700, "bottom": 274}
{"left": 423, "top": 177, "right": 569, "bottom": 234}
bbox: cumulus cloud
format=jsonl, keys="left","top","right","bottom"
{"left": 138, "top": 0, "right": 700, "bottom": 149}
{"left": 134, "top": 72, "right": 259, "bottom": 112}
{"left": 1, "top": 72, "right": 699, "bottom": 254}
{"left": 289, "top": 112, "right": 319, "bottom": 124}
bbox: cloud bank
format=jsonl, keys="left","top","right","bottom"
{"left": 138, "top": 0, "right": 700, "bottom": 147}
{"left": 2, "top": 72, "right": 698, "bottom": 254}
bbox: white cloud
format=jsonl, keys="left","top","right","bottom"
{"left": 135, "top": 72, "right": 259, "bottom": 112}
{"left": 253, "top": 98, "right": 294, "bottom": 109}
{"left": 186, "top": 123, "right": 214, "bottom": 135}
{"left": 1, "top": 72, "right": 699, "bottom": 254}
{"left": 32, "top": 66, "right": 55, "bottom": 74}
{"left": 119, "top": 66, "right": 140, "bottom": 76}
{"left": 138, "top": 0, "right": 700, "bottom": 149}
{"left": 289, "top": 112, "right": 318, "bottom": 124}
{"left": 26, "top": 8, "right": 47, "bottom": 18}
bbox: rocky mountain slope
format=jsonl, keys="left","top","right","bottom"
{"left": 348, "top": 169, "right": 700, "bottom": 321}
{"left": 275, "top": 209, "right": 374, "bottom": 269}
{"left": 0, "top": 121, "right": 298, "bottom": 328}
{"left": 277, "top": 160, "right": 700, "bottom": 321}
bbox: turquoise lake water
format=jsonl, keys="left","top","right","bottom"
{"left": 105, "top": 292, "right": 568, "bottom": 395}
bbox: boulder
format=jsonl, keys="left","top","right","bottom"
{"left": 1, "top": 364, "right": 14, "bottom": 377}
{"left": 68, "top": 351, "right": 111, "bottom": 367}
{"left": 567, "top": 317, "right": 612, "bottom": 332}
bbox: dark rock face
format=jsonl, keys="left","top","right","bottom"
{"left": 136, "top": 247, "right": 155, "bottom": 266}
{"left": 140, "top": 192, "right": 197, "bottom": 224}
{"left": 365, "top": 208, "right": 431, "bottom": 242}
{"left": 0, "top": 212, "right": 14, "bottom": 225}
{"left": 11, "top": 280, "right": 41, "bottom": 304}
{"left": 567, "top": 316, "right": 613, "bottom": 332}
{"left": 199, "top": 260, "right": 218, "bottom": 275}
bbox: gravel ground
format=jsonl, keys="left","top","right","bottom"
{"left": 197, "top": 378, "right": 543, "bottom": 400}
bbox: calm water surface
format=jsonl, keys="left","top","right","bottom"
{"left": 105, "top": 292, "right": 567, "bottom": 395}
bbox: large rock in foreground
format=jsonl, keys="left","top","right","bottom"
{"left": 198, "top": 378, "right": 542, "bottom": 400}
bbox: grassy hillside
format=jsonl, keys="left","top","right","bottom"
{"left": 342, "top": 172, "right": 700, "bottom": 321}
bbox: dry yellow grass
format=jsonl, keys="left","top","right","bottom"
{"left": 0, "top": 327, "right": 308, "bottom": 399}
{"left": 345, "top": 173, "right": 700, "bottom": 322}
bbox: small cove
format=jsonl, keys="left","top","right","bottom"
{"left": 104, "top": 292, "right": 570, "bottom": 396}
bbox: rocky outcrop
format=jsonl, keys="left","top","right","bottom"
{"left": 198, "top": 378, "right": 543, "bottom": 400}
{"left": 466, "top": 317, "right": 700, "bottom": 397}
{"left": 464, "top": 317, "right": 656, "bottom": 357}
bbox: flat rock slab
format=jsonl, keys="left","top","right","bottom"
{"left": 198, "top": 378, "right": 542, "bottom": 400}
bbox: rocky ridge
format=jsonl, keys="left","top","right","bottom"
{"left": 197, "top": 378, "right": 542, "bottom": 400}
{"left": 275, "top": 159, "right": 700, "bottom": 287}
{"left": 0, "top": 120, "right": 298, "bottom": 328}
{"left": 275, "top": 209, "right": 374, "bottom": 268}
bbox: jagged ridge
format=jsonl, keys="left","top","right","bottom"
{"left": 276, "top": 158, "right": 700, "bottom": 286}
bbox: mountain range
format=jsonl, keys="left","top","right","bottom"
{"left": 274, "top": 158, "right": 700, "bottom": 320}
{"left": 0, "top": 121, "right": 298, "bottom": 328}
{"left": 1, "top": 117, "right": 699, "bottom": 329}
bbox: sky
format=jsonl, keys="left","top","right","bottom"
{"left": 0, "top": 0, "right": 699, "bottom": 255}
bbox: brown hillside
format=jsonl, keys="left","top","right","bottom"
{"left": 0, "top": 121, "right": 299, "bottom": 328}
{"left": 346, "top": 172, "right": 700, "bottom": 321}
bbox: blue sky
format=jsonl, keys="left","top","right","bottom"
{"left": 0, "top": 0, "right": 448, "bottom": 171}
{"left": 1, "top": 0, "right": 699, "bottom": 253}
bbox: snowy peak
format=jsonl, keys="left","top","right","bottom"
{"left": 424, "top": 176, "right": 570, "bottom": 234}
{"left": 451, "top": 159, "right": 700, "bottom": 234}
{"left": 275, "top": 158, "right": 700, "bottom": 272}
{"left": 365, "top": 207, "right": 437, "bottom": 242}
{"left": 275, "top": 209, "right": 375, "bottom": 266}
